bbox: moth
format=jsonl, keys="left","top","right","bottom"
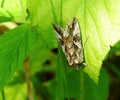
{"left": 52, "top": 17, "right": 85, "bottom": 69}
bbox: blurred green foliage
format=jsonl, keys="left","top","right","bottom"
{"left": 0, "top": 0, "right": 120, "bottom": 100}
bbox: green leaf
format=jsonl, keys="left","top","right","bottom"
{"left": 27, "top": 0, "right": 58, "bottom": 48}
{"left": 28, "top": 0, "right": 120, "bottom": 83}
{"left": 84, "top": 68, "right": 109, "bottom": 100}
{"left": 81, "top": 0, "right": 120, "bottom": 83}
{"left": 0, "top": 16, "right": 12, "bottom": 22}
{"left": 0, "top": 24, "right": 38, "bottom": 90}
{"left": 58, "top": 68, "right": 109, "bottom": 100}
{"left": 0, "top": 83, "right": 27, "bottom": 100}
{"left": 0, "top": 0, "right": 27, "bottom": 22}
{"left": 56, "top": 45, "right": 70, "bottom": 100}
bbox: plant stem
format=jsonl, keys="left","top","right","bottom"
{"left": 1, "top": 89, "right": 5, "bottom": 100}
{"left": 24, "top": 57, "right": 33, "bottom": 100}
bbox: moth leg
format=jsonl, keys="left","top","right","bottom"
{"left": 83, "top": 62, "right": 87, "bottom": 66}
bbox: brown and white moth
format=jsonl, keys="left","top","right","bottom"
{"left": 52, "top": 17, "right": 84, "bottom": 69}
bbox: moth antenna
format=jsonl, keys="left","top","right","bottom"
{"left": 83, "top": 35, "right": 89, "bottom": 49}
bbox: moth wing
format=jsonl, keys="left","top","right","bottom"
{"left": 66, "top": 17, "right": 82, "bottom": 48}
{"left": 72, "top": 18, "right": 84, "bottom": 64}
{"left": 73, "top": 18, "right": 82, "bottom": 49}
{"left": 52, "top": 24, "right": 66, "bottom": 56}
{"left": 52, "top": 24, "right": 64, "bottom": 43}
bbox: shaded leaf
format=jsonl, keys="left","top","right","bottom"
{"left": 64, "top": 68, "right": 109, "bottom": 100}
{"left": 0, "top": 24, "right": 38, "bottom": 90}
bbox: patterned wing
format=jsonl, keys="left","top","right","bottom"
{"left": 53, "top": 17, "right": 84, "bottom": 69}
